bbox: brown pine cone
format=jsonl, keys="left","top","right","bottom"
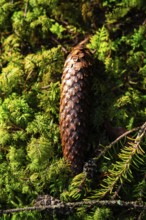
{"left": 60, "top": 39, "right": 92, "bottom": 175}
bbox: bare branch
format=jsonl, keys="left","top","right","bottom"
{"left": 1, "top": 200, "right": 146, "bottom": 215}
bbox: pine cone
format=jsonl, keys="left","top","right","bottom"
{"left": 60, "top": 39, "right": 92, "bottom": 175}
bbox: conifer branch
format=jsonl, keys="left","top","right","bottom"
{"left": 95, "top": 126, "right": 140, "bottom": 161}
{"left": 92, "top": 122, "right": 146, "bottom": 199}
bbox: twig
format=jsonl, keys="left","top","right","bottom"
{"left": 95, "top": 125, "right": 141, "bottom": 161}
{"left": 111, "top": 184, "right": 122, "bottom": 200}
{"left": 41, "top": 85, "right": 50, "bottom": 90}
{"left": 134, "top": 122, "right": 146, "bottom": 143}
{"left": 51, "top": 37, "right": 68, "bottom": 54}
{"left": 1, "top": 200, "right": 146, "bottom": 214}
{"left": 24, "top": 0, "right": 28, "bottom": 17}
